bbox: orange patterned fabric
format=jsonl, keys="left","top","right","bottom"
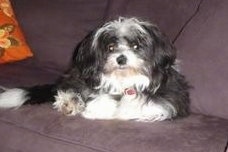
{"left": 0, "top": 0, "right": 33, "bottom": 63}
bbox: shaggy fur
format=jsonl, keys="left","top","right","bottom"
{"left": 0, "top": 17, "right": 190, "bottom": 122}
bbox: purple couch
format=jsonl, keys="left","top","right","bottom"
{"left": 0, "top": 0, "right": 228, "bottom": 152}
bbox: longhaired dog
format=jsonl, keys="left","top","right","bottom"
{"left": 0, "top": 17, "right": 190, "bottom": 122}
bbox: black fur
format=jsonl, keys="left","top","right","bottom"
{"left": 24, "top": 84, "right": 56, "bottom": 104}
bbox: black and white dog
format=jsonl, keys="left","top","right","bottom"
{"left": 0, "top": 17, "right": 190, "bottom": 122}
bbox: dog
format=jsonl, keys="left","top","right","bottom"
{"left": 0, "top": 17, "right": 190, "bottom": 122}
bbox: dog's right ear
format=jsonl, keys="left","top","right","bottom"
{"left": 140, "top": 22, "right": 177, "bottom": 94}
{"left": 72, "top": 31, "right": 101, "bottom": 86}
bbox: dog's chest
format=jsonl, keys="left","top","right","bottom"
{"left": 97, "top": 73, "right": 150, "bottom": 94}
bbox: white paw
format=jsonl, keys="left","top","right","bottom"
{"left": 53, "top": 90, "right": 85, "bottom": 116}
{"left": 82, "top": 94, "right": 118, "bottom": 119}
{"left": 137, "top": 114, "right": 168, "bottom": 122}
{"left": 138, "top": 102, "right": 174, "bottom": 122}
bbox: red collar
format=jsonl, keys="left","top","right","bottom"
{"left": 124, "top": 88, "right": 137, "bottom": 95}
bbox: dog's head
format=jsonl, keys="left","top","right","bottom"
{"left": 73, "top": 17, "right": 176, "bottom": 92}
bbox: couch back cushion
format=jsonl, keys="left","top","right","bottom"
{"left": 10, "top": 0, "right": 108, "bottom": 70}
{"left": 176, "top": 0, "right": 228, "bottom": 119}
{"left": 105, "top": 0, "right": 200, "bottom": 41}
{"left": 11, "top": 0, "right": 200, "bottom": 70}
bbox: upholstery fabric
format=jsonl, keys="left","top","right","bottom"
{"left": 10, "top": 0, "right": 108, "bottom": 70}
{"left": 175, "top": 0, "right": 228, "bottom": 119}
{"left": 105, "top": 0, "right": 200, "bottom": 41}
{"left": 0, "top": 104, "right": 227, "bottom": 152}
{"left": 0, "top": 59, "right": 61, "bottom": 87}
{"left": 10, "top": 0, "right": 200, "bottom": 70}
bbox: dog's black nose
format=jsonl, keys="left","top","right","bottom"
{"left": 116, "top": 55, "right": 127, "bottom": 65}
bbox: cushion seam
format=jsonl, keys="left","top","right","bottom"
{"left": 172, "top": 0, "right": 204, "bottom": 43}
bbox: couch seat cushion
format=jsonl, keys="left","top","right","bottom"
{"left": 0, "top": 104, "right": 227, "bottom": 152}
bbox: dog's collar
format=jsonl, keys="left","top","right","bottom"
{"left": 109, "top": 88, "right": 137, "bottom": 101}
{"left": 124, "top": 88, "right": 137, "bottom": 95}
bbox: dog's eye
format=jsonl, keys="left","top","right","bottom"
{"left": 131, "top": 43, "right": 139, "bottom": 50}
{"left": 107, "top": 43, "right": 115, "bottom": 52}
{"left": 133, "top": 44, "right": 138, "bottom": 50}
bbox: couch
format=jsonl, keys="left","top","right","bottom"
{"left": 0, "top": 0, "right": 227, "bottom": 152}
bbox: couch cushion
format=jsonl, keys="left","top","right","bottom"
{"left": 175, "top": 0, "right": 228, "bottom": 119}
{"left": 105, "top": 0, "right": 201, "bottom": 41}
{"left": 0, "top": 59, "right": 61, "bottom": 87}
{"left": 0, "top": 104, "right": 227, "bottom": 152}
{"left": 10, "top": 0, "right": 108, "bottom": 70}
{"left": 10, "top": 0, "right": 201, "bottom": 70}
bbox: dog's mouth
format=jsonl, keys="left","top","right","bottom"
{"left": 104, "top": 64, "right": 130, "bottom": 73}
{"left": 108, "top": 66, "right": 142, "bottom": 77}
{"left": 111, "top": 64, "right": 134, "bottom": 72}
{"left": 118, "top": 65, "right": 129, "bottom": 69}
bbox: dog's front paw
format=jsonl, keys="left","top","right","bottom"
{"left": 53, "top": 90, "right": 85, "bottom": 116}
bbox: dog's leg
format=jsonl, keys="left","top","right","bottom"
{"left": 116, "top": 94, "right": 177, "bottom": 122}
{"left": 53, "top": 67, "right": 93, "bottom": 116}
{"left": 53, "top": 90, "right": 85, "bottom": 116}
{"left": 137, "top": 99, "right": 177, "bottom": 122}
{"left": 81, "top": 94, "right": 118, "bottom": 120}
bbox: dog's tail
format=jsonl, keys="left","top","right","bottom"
{"left": 0, "top": 84, "right": 56, "bottom": 108}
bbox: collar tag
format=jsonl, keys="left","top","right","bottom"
{"left": 124, "top": 88, "right": 137, "bottom": 95}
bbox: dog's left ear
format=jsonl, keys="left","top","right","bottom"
{"left": 141, "top": 23, "right": 177, "bottom": 93}
{"left": 72, "top": 31, "right": 101, "bottom": 87}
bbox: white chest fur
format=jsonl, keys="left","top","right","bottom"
{"left": 97, "top": 73, "right": 150, "bottom": 94}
